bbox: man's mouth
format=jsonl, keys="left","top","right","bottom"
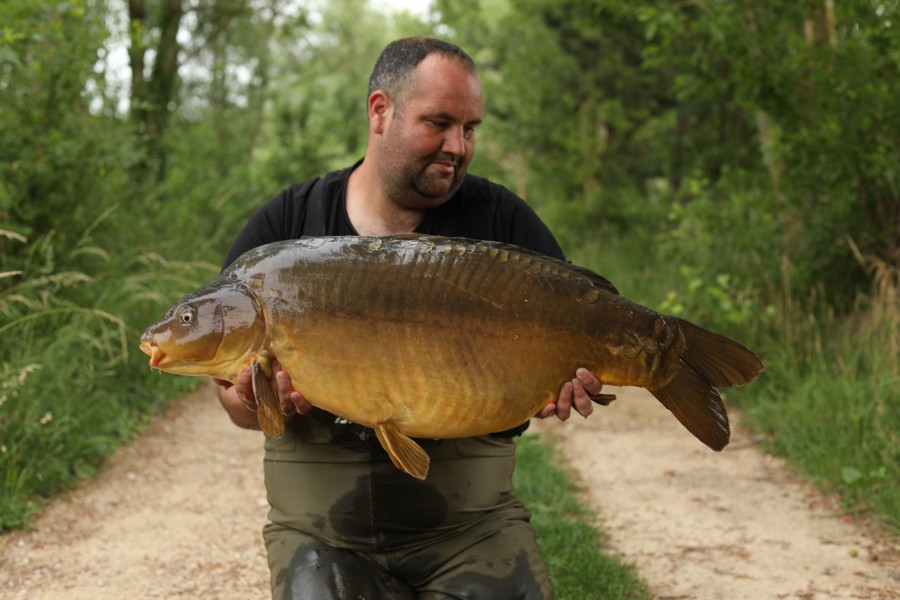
{"left": 430, "top": 157, "right": 460, "bottom": 175}
{"left": 428, "top": 153, "right": 459, "bottom": 174}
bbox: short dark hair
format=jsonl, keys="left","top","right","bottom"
{"left": 367, "top": 37, "right": 477, "bottom": 109}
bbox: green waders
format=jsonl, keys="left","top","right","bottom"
{"left": 262, "top": 411, "right": 553, "bottom": 599}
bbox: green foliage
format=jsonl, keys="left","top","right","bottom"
{"left": 0, "top": 0, "right": 134, "bottom": 244}
{"left": 0, "top": 225, "right": 205, "bottom": 529}
{"left": 445, "top": 0, "right": 674, "bottom": 234}
{"left": 514, "top": 434, "right": 650, "bottom": 599}
{"left": 642, "top": 0, "right": 899, "bottom": 306}
{"left": 744, "top": 295, "right": 900, "bottom": 530}
{"left": 658, "top": 268, "right": 776, "bottom": 337}
{"left": 651, "top": 175, "right": 783, "bottom": 336}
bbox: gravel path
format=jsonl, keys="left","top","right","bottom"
{"left": 1, "top": 383, "right": 898, "bottom": 599}
{"left": 548, "top": 386, "right": 900, "bottom": 599}
{"left": 0, "top": 384, "right": 270, "bottom": 600}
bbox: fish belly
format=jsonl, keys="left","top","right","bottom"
{"left": 273, "top": 316, "right": 598, "bottom": 438}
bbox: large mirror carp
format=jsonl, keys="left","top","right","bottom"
{"left": 140, "top": 234, "right": 763, "bottom": 479}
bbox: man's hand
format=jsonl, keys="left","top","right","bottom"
{"left": 213, "top": 360, "right": 311, "bottom": 430}
{"left": 537, "top": 368, "right": 606, "bottom": 421}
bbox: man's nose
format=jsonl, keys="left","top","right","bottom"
{"left": 442, "top": 125, "right": 466, "bottom": 156}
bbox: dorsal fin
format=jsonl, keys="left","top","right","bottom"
{"left": 380, "top": 234, "right": 621, "bottom": 295}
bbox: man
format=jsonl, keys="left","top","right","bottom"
{"left": 215, "top": 37, "right": 603, "bottom": 599}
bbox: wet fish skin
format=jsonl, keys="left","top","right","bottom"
{"left": 140, "top": 235, "right": 764, "bottom": 479}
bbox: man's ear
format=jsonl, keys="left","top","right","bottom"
{"left": 368, "top": 90, "right": 392, "bottom": 134}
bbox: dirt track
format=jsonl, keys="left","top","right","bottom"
{"left": 1, "top": 383, "right": 898, "bottom": 599}
{"left": 543, "top": 386, "right": 899, "bottom": 599}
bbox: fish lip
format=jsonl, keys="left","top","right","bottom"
{"left": 139, "top": 338, "right": 166, "bottom": 368}
{"left": 149, "top": 349, "right": 166, "bottom": 368}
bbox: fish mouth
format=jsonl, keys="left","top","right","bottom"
{"left": 139, "top": 339, "right": 166, "bottom": 368}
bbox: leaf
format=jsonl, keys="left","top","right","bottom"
{"left": 841, "top": 466, "right": 863, "bottom": 485}
{"left": 0, "top": 46, "right": 20, "bottom": 66}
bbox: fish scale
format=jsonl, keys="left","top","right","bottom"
{"left": 140, "top": 234, "right": 764, "bottom": 479}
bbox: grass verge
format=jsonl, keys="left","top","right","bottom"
{"left": 739, "top": 254, "right": 900, "bottom": 531}
{"left": 514, "top": 433, "right": 650, "bottom": 600}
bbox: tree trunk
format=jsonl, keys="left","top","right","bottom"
{"left": 127, "top": 0, "right": 184, "bottom": 181}
{"left": 804, "top": 0, "right": 836, "bottom": 46}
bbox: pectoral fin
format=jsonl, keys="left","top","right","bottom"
{"left": 374, "top": 423, "right": 430, "bottom": 480}
{"left": 590, "top": 392, "right": 617, "bottom": 406}
{"left": 252, "top": 359, "right": 285, "bottom": 438}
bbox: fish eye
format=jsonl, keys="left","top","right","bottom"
{"left": 179, "top": 307, "right": 195, "bottom": 324}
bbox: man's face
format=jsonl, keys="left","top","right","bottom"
{"left": 378, "top": 54, "right": 483, "bottom": 209}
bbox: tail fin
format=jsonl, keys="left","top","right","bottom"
{"left": 654, "top": 364, "right": 731, "bottom": 450}
{"left": 653, "top": 319, "right": 764, "bottom": 451}
{"left": 673, "top": 317, "right": 764, "bottom": 388}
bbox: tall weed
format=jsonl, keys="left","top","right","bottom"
{"left": 744, "top": 252, "right": 900, "bottom": 530}
{"left": 0, "top": 224, "right": 213, "bottom": 530}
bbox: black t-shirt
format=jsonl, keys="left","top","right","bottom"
{"left": 223, "top": 161, "right": 566, "bottom": 440}
{"left": 224, "top": 161, "right": 565, "bottom": 268}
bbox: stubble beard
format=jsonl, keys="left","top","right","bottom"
{"left": 383, "top": 152, "right": 468, "bottom": 210}
{"left": 412, "top": 152, "right": 467, "bottom": 200}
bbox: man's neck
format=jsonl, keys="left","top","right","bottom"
{"left": 346, "top": 161, "right": 426, "bottom": 236}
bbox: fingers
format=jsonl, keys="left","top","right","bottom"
{"left": 571, "top": 368, "right": 597, "bottom": 418}
{"left": 234, "top": 366, "right": 255, "bottom": 412}
{"left": 275, "top": 369, "right": 311, "bottom": 415}
{"left": 555, "top": 375, "right": 595, "bottom": 421}
{"left": 555, "top": 380, "right": 574, "bottom": 421}
{"left": 232, "top": 360, "right": 311, "bottom": 421}
{"left": 543, "top": 369, "right": 604, "bottom": 421}
{"left": 274, "top": 368, "right": 294, "bottom": 414}
{"left": 576, "top": 368, "right": 602, "bottom": 395}
{"left": 536, "top": 402, "right": 557, "bottom": 419}
{"left": 570, "top": 378, "right": 593, "bottom": 418}
{"left": 272, "top": 360, "right": 311, "bottom": 416}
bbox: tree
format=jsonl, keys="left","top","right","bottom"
{"left": 0, "top": 0, "right": 133, "bottom": 243}
{"left": 127, "top": 0, "right": 184, "bottom": 180}
{"left": 258, "top": 0, "right": 423, "bottom": 185}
